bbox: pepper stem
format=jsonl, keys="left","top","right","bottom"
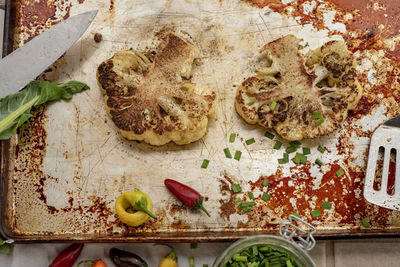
{"left": 193, "top": 197, "right": 210, "bottom": 217}
{"left": 154, "top": 244, "right": 177, "bottom": 261}
{"left": 133, "top": 197, "right": 157, "bottom": 219}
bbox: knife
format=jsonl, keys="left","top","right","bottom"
{"left": 0, "top": 10, "right": 98, "bottom": 99}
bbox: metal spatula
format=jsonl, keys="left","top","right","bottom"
{"left": 364, "top": 115, "right": 400, "bottom": 210}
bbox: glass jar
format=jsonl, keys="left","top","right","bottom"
{"left": 213, "top": 235, "right": 316, "bottom": 267}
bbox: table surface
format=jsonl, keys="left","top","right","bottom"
{"left": 1, "top": 9, "right": 400, "bottom": 267}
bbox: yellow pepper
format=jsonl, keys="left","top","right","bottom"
{"left": 115, "top": 189, "right": 157, "bottom": 227}
{"left": 158, "top": 244, "right": 177, "bottom": 267}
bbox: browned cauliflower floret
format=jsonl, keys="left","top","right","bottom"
{"left": 97, "top": 33, "right": 217, "bottom": 146}
{"left": 235, "top": 35, "right": 362, "bottom": 140}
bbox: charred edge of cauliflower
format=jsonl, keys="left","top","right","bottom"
{"left": 235, "top": 35, "right": 362, "bottom": 141}
{"left": 97, "top": 33, "right": 217, "bottom": 146}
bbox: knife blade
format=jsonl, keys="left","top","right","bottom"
{"left": 0, "top": 10, "right": 98, "bottom": 99}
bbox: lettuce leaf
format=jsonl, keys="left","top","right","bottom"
{"left": 0, "top": 80, "right": 89, "bottom": 140}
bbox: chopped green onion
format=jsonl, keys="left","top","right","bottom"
{"left": 264, "top": 131, "right": 275, "bottom": 139}
{"left": 190, "top": 243, "right": 198, "bottom": 249}
{"left": 316, "top": 117, "right": 325, "bottom": 126}
{"left": 302, "top": 147, "right": 311, "bottom": 155}
{"left": 294, "top": 153, "right": 302, "bottom": 164}
{"left": 269, "top": 101, "right": 277, "bottom": 110}
{"left": 273, "top": 141, "right": 283, "bottom": 150}
{"left": 248, "top": 192, "right": 255, "bottom": 200}
{"left": 317, "top": 145, "right": 325, "bottom": 153}
{"left": 262, "top": 192, "right": 271, "bottom": 202}
{"left": 322, "top": 202, "right": 332, "bottom": 210}
{"left": 311, "top": 209, "right": 322, "bottom": 218}
{"left": 361, "top": 218, "right": 371, "bottom": 228}
{"left": 245, "top": 138, "right": 256, "bottom": 145}
{"left": 283, "top": 153, "right": 289, "bottom": 162}
{"left": 234, "top": 197, "right": 242, "bottom": 203}
{"left": 278, "top": 158, "right": 286, "bottom": 164}
{"left": 312, "top": 111, "right": 322, "bottom": 119}
{"left": 229, "top": 133, "right": 236, "bottom": 143}
{"left": 289, "top": 141, "right": 301, "bottom": 147}
{"left": 203, "top": 265, "right": 209, "bottom": 267}
{"left": 189, "top": 256, "right": 195, "bottom": 267}
{"left": 231, "top": 184, "right": 242, "bottom": 194}
{"left": 223, "top": 148, "right": 232, "bottom": 158}
{"left": 262, "top": 179, "right": 269, "bottom": 187}
{"left": 201, "top": 159, "right": 209, "bottom": 169}
{"left": 300, "top": 154, "right": 307, "bottom": 164}
{"left": 285, "top": 146, "right": 297, "bottom": 154}
{"left": 234, "top": 150, "right": 242, "bottom": 161}
{"left": 315, "top": 158, "right": 323, "bottom": 166}
{"left": 336, "top": 168, "right": 344, "bottom": 177}
{"left": 240, "top": 207, "right": 252, "bottom": 212}
{"left": 233, "top": 254, "right": 248, "bottom": 262}
{"left": 239, "top": 202, "right": 257, "bottom": 210}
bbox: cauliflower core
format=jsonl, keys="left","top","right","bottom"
{"left": 97, "top": 33, "right": 216, "bottom": 146}
{"left": 235, "top": 35, "right": 362, "bottom": 140}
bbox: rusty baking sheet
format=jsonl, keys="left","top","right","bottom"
{"left": 1, "top": 0, "right": 400, "bottom": 242}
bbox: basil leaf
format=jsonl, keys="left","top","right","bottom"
{"left": 0, "top": 80, "right": 89, "bottom": 140}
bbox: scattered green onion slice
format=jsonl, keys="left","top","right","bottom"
{"left": 264, "top": 131, "right": 275, "bottom": 139}
{"left": 300, "top": 154, "right": 307, "bottom": 164}
{"left": 234, "top": 197, "right": 242, "bottom": 203}
{"left": 273, "top": 141, "right": 283, "bottom": 150}
{"left": 285, "top": 146, "right": 297, "bottom": 154}
{"left": 203, "top": 265, "right": 209, "bottom": 267}
{"left": 189, "top": 256, "right": 195, "bottom": 267}
{"left": 294, "top": 153, "right": 302, "bottom": 164}
{"left": 289, "top": 141, "right": 301, "bottom": 147}
{"left": 269, "top": 101, "right": 277, "bottom": 111}
{"left": 303, "top": 147, "right": 311, "bottom": 155}
{"left": 336, "top": 168, "right": 345, "bottom": 177}
{"left": 262, "top": 192, "right": 271, "bottom": 202}
{"left": 311, "top": 209, "right": 322, "bottom": 218}
{"left": 245, "top": 138, "right": 256, "bottom": 145}
{"left": 312, "top": 111, "right": 322, "bottom": 119}
{"left": 317, "top": 145, "right": 325, "bottom": 153}
{"left": 231, "top": 184, "right": 242, "bottom": 194}
{"left": 201, "top": 159, "right": 209, "bottom": 169}
{"left": 283, "top": 153, "right": 289, "bottom": 162}
{"left": 239, "top": 202, "right": 257, "bottom": 210}
{"left": 229, "top": 133, "right": 236, "bottom": 143}
{"left": 287, "top": 260, "right": 294, "bottom": 267}
{"left": 262, "top": 179, "right": 269, "bottom": 187}
{"left": 315, "top": 158, "right": 323, "bottom": 166}
{"left": 322, "top": 202, "right": 332, "bottom": 210}
{"left": 292, "top": 211, "right": 300, "bottom": 219}
{"left": 234, "top": 150, "right": 242, "bottom": 161}
{"left": 316, "top": 117, "right": 325, "bottom": 126}
{"left": 248, "top": 192, "right": 255, "bottom": 200}
{"left": 278, "top": 158, "right": 286, "bottom": 164}
{"left": 223, "top": 148, "right": 232, "bottom": 158}
{"left": 190, "top": 243, "right": 198, "bottom": 249}
{"left": 361, "top": 218, "right": 371, "bottom": 228}
{"left": 233, "top": 254, "right": 248, "bottom": 262}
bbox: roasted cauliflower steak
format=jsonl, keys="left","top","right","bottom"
{"left": 97, "top": 33, "right": 216, "bottom": 146}
{"left": 235, "top": 35, "right": 362, "bottom": 140}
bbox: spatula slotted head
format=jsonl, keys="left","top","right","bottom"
{"left": 364, "top": 125, "right": 400, "bottom": 210}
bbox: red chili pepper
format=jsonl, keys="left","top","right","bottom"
{"left": 50, "top": 243, "right": 84, "bottom": 267}
{"left": 164, "top": 179, "right": 210, "bottom": 216}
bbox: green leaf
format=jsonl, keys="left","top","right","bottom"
{"left": 0, "top": 243, "right": 11, "bottom": 254}
{"left": 0, "top": 80, "right": 89, "bottom": 140}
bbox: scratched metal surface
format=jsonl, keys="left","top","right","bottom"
{"left": 2, "top": 0, "right": 400, "bottom": 241}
